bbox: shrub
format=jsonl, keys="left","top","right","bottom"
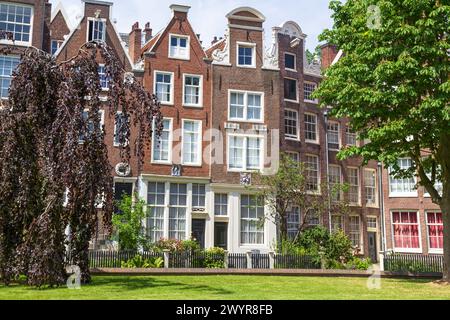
{"left": 149, "top": 238, "right": 201, "bottom": 253}
{"left": 111, "top": 194, "right": 149, "bottom": 251}
{"left": 345, "top": 257, "right": 372, "bottom": 270}
{"left": 326, "top": 230, "right": 353, "bottom": 263}
{"left": 181, "top": 239, "right": 201, "bottom": 252}
{"left": 204, "top": 247, "right": 226, "bottom": 269}
{"left": 275, "top": 238, "right": 308, "bottom": 255}
{"left": 279, "top": 226, "right": 370, "bottom": 270}
{"left": 121, "top": 255, "right": 164, "bottom": 268}
{"left": 150, "top": 239, "right": 184, "bottom": 253}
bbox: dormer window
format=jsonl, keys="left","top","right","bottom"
{"left": 237, "top": 42, "right": 256, "bottom": 68}
{"left": 169, "top": 34, "right": 189, "bottom": 60}
{"left": 88, "top": 18, "right": 106, "bottom": 42}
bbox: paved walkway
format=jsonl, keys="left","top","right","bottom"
{"left": 91, "top": 268, "right": 442, "bottom": 278}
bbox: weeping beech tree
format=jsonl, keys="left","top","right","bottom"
{"left": 0, "top": 42, "right": 162, "bottom": 287}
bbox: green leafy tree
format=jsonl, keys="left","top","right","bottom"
{"left": 112, "top": 194, "right": 149, "bottom": 251}
{"left": 306, "top": 46, "right": 323, "bottom": 64}
{"left": 314, "top": 0, "right": 450, "bottom": 280}
{"left": 251, "top": 153, "right": 350, "bottom": 243}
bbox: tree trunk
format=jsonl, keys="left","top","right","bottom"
{"left": 442, "top": 198, "right": 450, "bottom": 282}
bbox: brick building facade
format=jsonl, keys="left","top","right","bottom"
{"left": 1, "top": 0, "right": 441, "bottom": 259}
{"left": 0, "top": 0, "right": 52, "bottom": 99}
{"left": 382, "top": 162, "right": 443, "bottom": 255}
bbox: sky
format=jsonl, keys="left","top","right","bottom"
{"left": 56, "top": 0, "right": 335, "bottom": 51}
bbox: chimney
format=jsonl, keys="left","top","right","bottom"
{"left": 320, "top": 43, "right": 339, "bottom": 70}
{"left": 211, "top": 36, "right": 218, "bottom": 46}
{"left": 144, "top": 22, "right": 152, "bottom": 43}
{"left": 129, "top": 22, "right": 142, "bottom": 64}
{"left": 170, "top": 4, "right": 190, "bottom": 18}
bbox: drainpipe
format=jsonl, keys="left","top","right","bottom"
{"left": 324, "top": 110, "right": 332, "bottom": 232}
{"left": 378, "top": 162, "right": 387, "bottom": 252}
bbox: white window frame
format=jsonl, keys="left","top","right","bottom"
{"left": 425, "top": 211, "right": 443, "bottom": 254}
{"left": 79, "top": 109, "right": 105, "bottom": 144}
{"left": 191, "top": 183, "right": 206, "bottom": 209}
{"left": 87, "top": 17, "right": 106, "bottom": 42}
{"left": 284, "top": 77, "right": 299, "bottom": 103}
{"left": 228, "top": 89, "right": 264, "bottom": 123}
{"left": 168, "top": 33, "right": 190, "bottom": 60}
{"left": 388, "top": 158, "right": 418, "bottom": 198}
{"left": 151, "top": 117, "right": 173, "bottom": 164}
{"left": 214, "top": 193, "right": 228, "bottom": 216}
{"left": 391, "top": 210, "right": 422, "bottom": 253}
{"left": 51, "top": 40, "right": 62, "bottom": 55}
{"left": 147, "top": 181, "right": 166, "bottom": 242}
{"left": 154, "top": 70, "right": 174, "bottom": 105}
{"left": 284, "top": 52, "right": 297, "bottom": 72}
{"left": 182, "top": 73, "right": 203, "bottom": 107}
{"left": 168, "top": 183, "right": 188, "bottom": 240}
{"left": 305, "top": 154, "right": 320, "bottom": 194}
{"left": 113, "top": 111, "right": 129, "bottom": 147}
{"left": 240, "top": 195, "right": 265, "bottom": 245}
{"left": 364, "top": 168, "right": 378, "bottom": 207}
{"left": 286, "top": 151, "right": 299, "bottom": 162}
{"left": 98, "top": 64, "right": 109, "bottom": 91}
{"left": 287, "top": 206, "right": 301, "bottom": 240}
{"left": 227, "top": 133, "right": 264, "bottom": 172}
{"left": 284, "top": 108, "right": 299, "bottom": 140}
{"left": 349, "top": 215, "right": 362, "bottom": 249}
{"left": 328, "top": 164, "right": 343, "bottom": 202}
{"left": 0, "top": 3, "right": 34, "bottom": 47}
{"left": 348, "top": 167, "right": 360, "bottom": 206}
{"left": 331, "top": 214, "right": 344, "bottom": 233}
{"left": 181, "top": 119, "right": 202, "bottom": 166}
{"left": 345, "top": 126, "right": 357, "bottom": 146}
{"left": 304, "top": 81, "right": 318, "bottom": 103}
{"left": 424, "top": 170, "right": 443, "bottom": 198}
{"left": 236, "top": 41, "right": 256, "bottom": 68}
{"left": 367, "top": 216, "right": 378, "bottom": 232}
{"left": 0, "top": 55, "right": 20, "bottom": 99}
{"left": 327, "top": 121, "right": 341, "bottom": 151}
{"left": 304, "top": 112, "right": 319, "bottom": 144}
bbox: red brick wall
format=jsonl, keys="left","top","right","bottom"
{"left": 278, "top": 32, "right": 380, "bottom": 256}
{"left": 210, "top": 18, "right": 281, "bottom": 185}
{"left": 320, "top": 43, "right": 338, "bottom": 70}
{"left": 140, "top": 10, "right": 211, "bottom": 178}
{"left": 54, "top": 2, "right": 135, "bottom": 178}
{"left": 382, "top": 167, "right": 441, "bottom": 254}
{"left": 50, "top": 11, "right": 70, "bottom": 43}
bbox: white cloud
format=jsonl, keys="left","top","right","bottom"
{"left": 53, "top": 0, "right": 333, "bottom": 51}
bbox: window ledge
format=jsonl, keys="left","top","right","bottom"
{"left": 428, "top": 249, "right": 443, "bottom": 255}
{"left": 169, "top": 56, "right": 190, "bottom": 61}
{"left": 182, "top": 163, "right": 202, "bottom": 167}
{"left": 236, "top": 65, "right": 256, "bottom": 69}
{"left": 227, "top": 119, "right": 264, "bottom": 124}
{"left": 183, "top": 104, "right": 203, "bottom": 108}
{"left": 151, "top": 161, "right": 172, "bottom": 165}
{"left": 393, "top": 249, "right": 422, "bottom": 254}
{"left": 389, "top": 193, "right": 418, "bottom": 198}
{"left": 284, "top": 99, "right": 299, "bottom": 104}
{"left": 304, "top": 99, "right": 319, "bottom": 104}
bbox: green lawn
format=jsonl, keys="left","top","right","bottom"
{"left": 0, "top": 275, "right": 449, "bottom": 300}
